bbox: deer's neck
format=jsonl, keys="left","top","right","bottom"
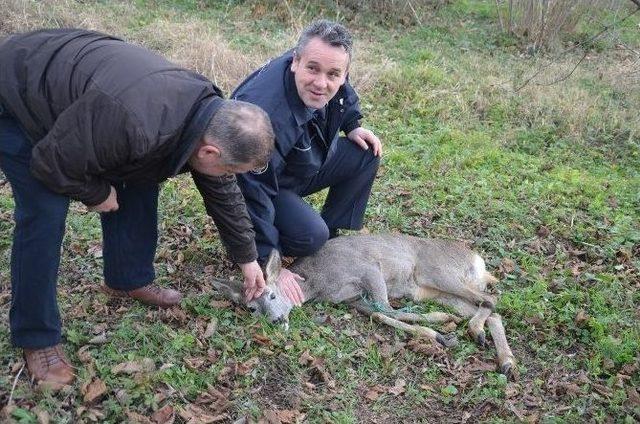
{"left": 298, "top": 277, "right": 318, "bottom": 303}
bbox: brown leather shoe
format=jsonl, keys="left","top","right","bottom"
{"left": 102, "top": 283, "right": 182, "bottom": 308}
{"left": 24, "top": 344, "right": 75, "bottom": 391}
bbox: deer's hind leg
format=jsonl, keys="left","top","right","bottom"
{"left": 486, "top": 313, "right": 517, "bottom": 379}
{"left": 357, "top": 271, "right": 459, "bottom": 334}
{"left": 435, "top": 295, "right": 491, "bottom": 346}
{"left": 439, "top": 296, "right": 517, "bottom": 379}
{"left": 352, "top": 300, "right": 458, "bottom": 347}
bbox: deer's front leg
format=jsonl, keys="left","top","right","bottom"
{"left": 352, "top": 300, "right": 458, "bottom": 347}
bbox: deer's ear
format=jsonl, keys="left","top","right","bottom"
{"left": 264, "top": 249, "right": 282, "bottom": 283}
{"left": 210, "top": 278, "right": 244, "bottom": 304}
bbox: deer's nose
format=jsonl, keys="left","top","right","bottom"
{"left": 273, "top": 316, "right": 284, "bottom": 324}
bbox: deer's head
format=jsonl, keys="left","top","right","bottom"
{"left": 211, "top": 249, "right": 294, "bottom": 327}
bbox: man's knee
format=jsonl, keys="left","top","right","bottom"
{"left": 364, "top": 149, "right": 380, "bottom": 171}
{"left": 281, "top": 220, "right": 329, "bottom": 257}
{"left": 14, "top": 197, "right": 68, "bottom": 230}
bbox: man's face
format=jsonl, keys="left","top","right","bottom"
{"left": 290, "top": 37, "right": 349, "bottom": 109}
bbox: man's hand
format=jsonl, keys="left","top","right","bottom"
{"left": 240, "top": 261, "right": 266, "bottom": 301}
{"left": 88, "top": 185, "right": 119, "bottom": 213}
{"left": 277, "top": 268, "right": 305, "bottom": 306}
{"left": 347, "top": 127, "right": 382, "bottom": 157}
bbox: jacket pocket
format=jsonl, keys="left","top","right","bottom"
{"left": 284, "top": 138, "right": 322, "bottom": 179}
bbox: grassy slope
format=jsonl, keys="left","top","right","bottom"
{"left": 0, "top": 0, "right": 638, "bottom": 422}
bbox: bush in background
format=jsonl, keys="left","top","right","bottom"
{"left": 494, "top": 0, "right": 635, "bottom": 51}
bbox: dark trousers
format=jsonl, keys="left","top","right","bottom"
{"left": 0, "top": 112, "right": 158, "bottom": 348}
{"left": 267, "top": 137, "right": 379, "bottom": 260}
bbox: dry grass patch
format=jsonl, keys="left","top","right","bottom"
{"left": 134, "top": 19, "right": 274, "bottom": 93}
{"left": 0, "top": 0, "right": 135, "bottom": 38}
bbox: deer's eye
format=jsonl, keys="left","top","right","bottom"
{"left": 248, "top": 306, "right": 257, "bottom": 313}
{"left": 269, "top": 293, "right": 276, "bottom": 300}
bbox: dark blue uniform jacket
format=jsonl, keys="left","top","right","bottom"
{"left": 232, "top": 50, "right": 363, "bottom": 255}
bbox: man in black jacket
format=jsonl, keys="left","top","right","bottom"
{"left": 0, "top": 29, "right": 274, "bottom": 390}
{"left": 233, "top": 20, "right": 381, "bottom": 304}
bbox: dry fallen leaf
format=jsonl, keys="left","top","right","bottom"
{"left": 210, "top": 299, "right": 232, "bottom": 309}
{"left": 252, "top": 333, "right": 271, "bottom": 346}
{"left": 298, "top": 350, "right": 314, "bottom": 366}
{"left": 203, "top": 317, "right": 218, "bottom": 338}
{"left": 77, "top": 346, "right": 94, "bottom": 364}
{"left": 237, "top": 357, "right": 259, "bottom": 376}
{"left": 364, "top": 389, "right": 380, "bottom": 401}
{"left": 500, "top": 258, "right": 516, "bottom": 274}
{"left": 33, "top": 407, "right": 50, "bottom": 424}
{"left": 112, "top": 358, "right": 156, "bottom": 375}
{"left": 626, "top": 387, "right": 640, "bottom": 407}
{"left": 151, "top": 404, "right": 175, "bottom": 424}
{"left": 505, "top": 383, "right": 519, "bottom": 399}
{"left": 126, "top": 410, "right": 154, "bottom": 423}
{"left": 92, "top": 323, "right": 108, "bottom": 334}
{"left": 178, "top": 404, "right": 228, "bottom": 423}
{"left": 574, "top": 309, "right": 589, "bottom": 326}
{"left": 88, "top": 333, "right": 108, "bottom": 345}
{"left": 263, "top": 409, "right": 301, "bottom": 424}
{"left": 467, "top": 359, "right": 497, "bottom": 373}
{"left": 388, "top": 379, "right": 406, "bottom": 396}
{"left": 82, "top": 378, "right": 107, "bottom": 404}
{"left": 184, "top": 357, "right": 206, "bottom": 371}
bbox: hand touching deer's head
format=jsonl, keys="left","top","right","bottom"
{"left": 211, "top": 250, "right": 295, "bottom": 327}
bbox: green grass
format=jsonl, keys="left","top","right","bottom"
{"left": 1, "top": 0, "right": 639, "bottom": 422}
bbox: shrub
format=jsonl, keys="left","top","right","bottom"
{"left": 494, "top": 0, "right": 631, "bottom": 51}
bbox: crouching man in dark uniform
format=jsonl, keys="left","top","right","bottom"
{"left": 0, "top": 29, "right": 274, "bottom": 390}
{"left": 233, "top": 20, "right": 382, "bottom": 304}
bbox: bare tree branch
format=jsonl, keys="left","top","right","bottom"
{"left": 514, "top": 5, "right": 640, "bottom": 92}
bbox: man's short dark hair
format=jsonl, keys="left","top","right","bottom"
{"left": 295, "top": 19, "right": 353, "bottom": 61}
{"left": 205, "top": 100, "right": 274, "bottom": 168}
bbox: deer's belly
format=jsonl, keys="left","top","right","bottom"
{"left": 412, "top": 285, "right": 442, "bottom": 301}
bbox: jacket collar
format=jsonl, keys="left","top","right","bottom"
{"left": 169, "top": 95, "right": 225, "bottom": 176}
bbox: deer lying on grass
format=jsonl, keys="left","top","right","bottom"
{"left": 212, "top": 234, "right": 517, "bottom": 378}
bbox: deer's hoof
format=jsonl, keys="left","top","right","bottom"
{"left": 474, "top": 331, "right": 487, "bottom": 348}
{"left": 436, "top": 332, "right": 458, "bottom": 348}
{"left": 500, "top": 360, "right": 518, "bottom": 381}
{"left": 450, "top": 314, "right": 463, "bottom": 324}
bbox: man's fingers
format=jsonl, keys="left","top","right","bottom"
{"left": 364, "top": 133, "right": 382, "bottom": 157}
{"left": 250, "top": 286, "right": 264, "bottom": 300}
{"left": 286, "top": 280, "right": 302, "bottom": 306}
{"left": 281, "top": 279, "right": 301, "bottom": 306}
{"left": 283, "top": 284, "right": 296, "bottom": 304}
{"left": 352, "top": 136, "right": 369, "bottom": 150}
{"left": 244, "top": 285, "right": 256, "bottom": 301}
{"left": 293, "top": 282, "right": 304, "bottom": 305}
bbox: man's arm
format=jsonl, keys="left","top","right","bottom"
{"left": 191, "top": 172, "right": 258, "bottom": 263}
{"left": 236, "top": 158, "right": 305, "bottom": 305}
{"left": 339, "top": 81, "right": 382, "bottom": 156}
{"left": 191, "top": 172, "right": 266, "bottom": 300}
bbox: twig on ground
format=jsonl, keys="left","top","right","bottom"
{"left": 8, "top": 363, "right": 25, "bottom": 406}
{"left": 406, "top": 1, "right": 422, "bottom": 26}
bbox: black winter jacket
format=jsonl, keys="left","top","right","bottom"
{"left": 0, "top": 29, "right": 257, "bottom": 263}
